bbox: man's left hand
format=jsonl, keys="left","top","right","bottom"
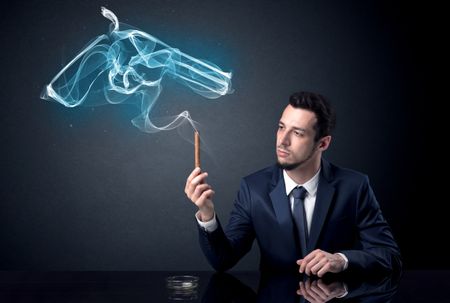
{"left": 297, "top": 249, "right": 346, "bottom": 277}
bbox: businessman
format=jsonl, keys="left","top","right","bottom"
{"left": 185, "top": 91, "right": 401, "bottom": 275}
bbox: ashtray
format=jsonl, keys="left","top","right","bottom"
{"left": 166, "top": 275, "right": 199, "bottom": 290}
{"left": 166, "top": 275, "right": 199, "bottom": 301}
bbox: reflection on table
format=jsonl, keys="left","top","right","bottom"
{"left": 203, "top": 270, "right": 401, "bottom": 302}
{"left": 0, "top": 270, "right": 448, "bottom": 302}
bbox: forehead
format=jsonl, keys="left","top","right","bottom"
{"left": 280, "top": 105, "right": 317, "bottom": 129}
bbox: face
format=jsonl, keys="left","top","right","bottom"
{"left": 276, "top": 105, "right": 329, "bottom": 171}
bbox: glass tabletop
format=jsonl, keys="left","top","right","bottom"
{"left": 0, "top": 270, "right": 447, "bottom": 302}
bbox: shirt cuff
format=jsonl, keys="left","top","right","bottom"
{"left": 336, "top": 252, "right": 349, "bottom": 270}
{"left": 336, "top": 282, "right": 348, "bottom": 298}
{"left": 195, "top": 211, "right": 218, "bottom": 232}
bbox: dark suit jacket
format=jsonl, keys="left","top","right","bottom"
{"left": 198, "top": 158, "right": 401, "bottom": 273}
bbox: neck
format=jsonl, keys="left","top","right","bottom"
{"left": 285, "top": 156, "right": 321, "bottom": 184}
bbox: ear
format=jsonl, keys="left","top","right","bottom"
{"left": 318, "top": 136, "right": 332, "bottom": 151}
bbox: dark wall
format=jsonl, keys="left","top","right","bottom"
{"left": 0, "top": 0, "right": 442, "bottom": 270}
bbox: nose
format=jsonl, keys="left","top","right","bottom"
{"left": 278, "top": 131, "right": 290, "bottom": 146}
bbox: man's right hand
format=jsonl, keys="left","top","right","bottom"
{"left": 185, "top": 167, "right": 215, "bottom": 222}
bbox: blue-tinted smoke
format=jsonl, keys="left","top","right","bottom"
{"left": 41, "top": 7, "right": 232, "bottom": 133}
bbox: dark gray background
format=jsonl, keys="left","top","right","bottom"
{"left": 0, "top": 0, "right": 442, "bottom": 270}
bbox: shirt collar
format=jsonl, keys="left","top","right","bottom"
{"left": 283, "top": 168, "right": 321, "bottom": 197}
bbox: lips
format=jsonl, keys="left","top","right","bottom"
{"left": 277, "top": 148, "right": 289, "bottom": 157}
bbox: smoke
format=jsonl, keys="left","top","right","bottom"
{"left": 41, "top": 7, "right": 233, "bottom": 133}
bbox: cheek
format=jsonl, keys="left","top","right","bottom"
{"left": 292, "top": 140, "right": 312, "bottom": 154}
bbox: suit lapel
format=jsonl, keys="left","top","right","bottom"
{"left": 307, "top": 160, "right": 335, "bottom": 251}
{"left": 269, "top": 168, "right": 295, "bottom": 241}
{"left": 268, "top": 161, "right": 336, "bottom": 254}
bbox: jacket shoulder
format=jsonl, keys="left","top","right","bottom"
{"left": 326, "top": 161, "right": 370, "bottom": 186}
{"left": 241, "top": 164, "right": 279, "bottom": 187}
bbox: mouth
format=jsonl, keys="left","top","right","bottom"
{"left": 277, "top": 148, "right": 290, "bottom": 158}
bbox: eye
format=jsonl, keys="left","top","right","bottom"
{"left": 278, "top": 125, "right": 284, "bottom": 130}
{"left": 294, "top": 131, "right": 304, "bottom": 137}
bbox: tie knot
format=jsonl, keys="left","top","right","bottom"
{"left": 292, "top": 186, "right": 308, "bottom": 200}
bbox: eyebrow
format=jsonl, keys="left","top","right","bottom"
{"left": 278, "top": 121, "right": 307, "bottom": 132}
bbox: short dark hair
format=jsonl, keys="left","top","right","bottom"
{"left": 289, "top": 91, "right": 336, "bottom": 141}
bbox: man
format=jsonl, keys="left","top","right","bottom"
{"left": 185, "top": 91, "right": 401, "bottom": 275}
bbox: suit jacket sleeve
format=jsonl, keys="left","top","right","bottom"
{"left": 339, "top": 176, "right": 402, "bottom": 273}
{"left": 198, "top": 179, "right": 255, "bottom": 271}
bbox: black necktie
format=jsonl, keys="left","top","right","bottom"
{"left": 292, "top": 186, "right": 308, "bottom": 258}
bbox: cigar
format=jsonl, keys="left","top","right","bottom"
{"left": 195, "top": 131, "right": 200, "bottom": 168}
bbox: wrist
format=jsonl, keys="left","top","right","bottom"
{"left": 198, "top": 208, "right": 214, "bottom": 222}
{"left": 335, "top": 253, "right": 348, "bottom": 271}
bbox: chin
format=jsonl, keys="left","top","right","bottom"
{"left": 277, "top": 160, "right": 300, "bottom": 171}
{"left": 277, "top": 159, "right": 288, "bottom": 166}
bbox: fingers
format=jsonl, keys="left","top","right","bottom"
{"left": 310, "top": 258, "right": 328, "bottom": 277}
{"left": 298, "top": 280, "right": 328, "bottom": 303}
{"left": 298, "top": 250, "right": 317, "bottom": 274}
{"left": 191, "top": 183, "right": 212, "bottom": 202}
{"left": 194, "top": 188, "right": 215, "bottom": 208}
{"left": 298, "top": 280, "right": 345, "bottom": 303}
{"left": 185, "top": 167, "right": 201, "bottom": 191}
{"left": 298, "top": 249, "right": 334, "bottom": 276}
{"left": 298, "top": 259, "right": 308, "bottom": 275}
{"left": 187, "top": 167, "right": 202, "bottom": 184}
{"left": 185, "top": 167, "right": 209, "bottom": 200}
{"left": 185, "top": 168, "right": 215, "bottom": 217}
{"left": 316, "top": 279, "right": 332, "bottom": 296}
{"left": 298, "top": 251, "right": 317, "bottom": 274}
{"left": 317, "top": 263, "right": 331, "bottom": 278}
{"left": 304, "top": 255, "right": 322, "bottom": 276}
